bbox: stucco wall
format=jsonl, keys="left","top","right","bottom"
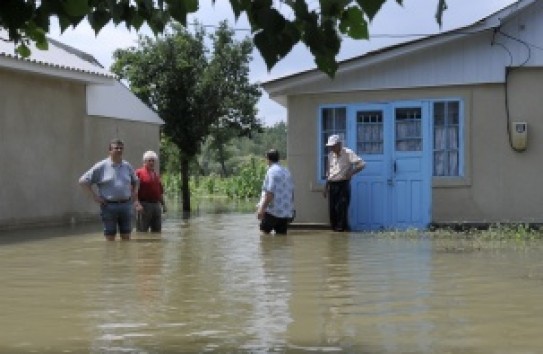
{"left": 76, "top": 116, "right": 161, "bottom": 219}
{"left": 433, "top": 68, "right": 543, "bottom": 224}
{"left": 0, "top": 69, "right": 160, "bottom": 230}
{"left": 287, "top": 96, "right": 327, "bottom": 224}
{"left": 287, "top": 68, "right": 543, "bottom": 225}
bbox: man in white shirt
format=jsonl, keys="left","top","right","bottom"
{"left": 257, "top": 149, "right": 295, "bottom": 235}
{"left": 323, "top": 135, "right": 365, "bottom": 232}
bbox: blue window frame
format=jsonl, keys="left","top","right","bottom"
{"left": 433, "top": 101, "right": 461, "bottom": 177}
{"left": 357, "top": 110, "right": 383, "bottom": 154}
{"left": 318, "top": 100, "right": 463, "bottom": 181}
{"left": 396, "top": 107, "right": 422, "bottom": 152}
{"left": 320, "top": 106, "right": 346, "bottom": 179}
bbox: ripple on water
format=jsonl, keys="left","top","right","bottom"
{"left": 1, "top": 214, "right": 543, "bottom": 353}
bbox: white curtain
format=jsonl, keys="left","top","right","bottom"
{"left": 433, "top": 125, "right": 458, "bottom": 176}
{"left": 358, "top": 123, "right": 383, "bottom": 154}
{"left": 396, "top": 120, "right": 421, "bottom": 151}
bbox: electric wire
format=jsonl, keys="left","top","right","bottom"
{"left": 494, "top": 28, "right": 531, "bottom": 152}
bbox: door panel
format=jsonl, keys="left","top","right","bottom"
{"left": 352, "top": 178, "right": 387, "bottom": 230}
{"left": 391, "top": 104, "right": 430, "bottom": 229}
{"left": 349, "top": 105, "right": 391, "bottom": 230}
{"left": 349, "top": 102, "right": 431, "bottom": 231}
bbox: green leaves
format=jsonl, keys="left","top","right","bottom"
{"left": 339, "top": 6, "right": 368, "bottom": 39}
{"left": 250, "top": 4, "right": 300, "bottom": 72}
{"left": 246, "top": 0, "right": 364, "bottom": 76}
{"left": 15, "top": 43, "right": 31, "bottom": 57}
{"left": 0, "top": 0, "right": 449, "bottom": 75}
{"left": 88, "top": 9, "right": 111, "bottom": 34}
{"left": 167, "top": 0, "right": 198, "bottom": 25}
{"left": 62, "top": 0, "right": 90, "bottom": 17}
{"left": 29, "top": 26, "right": 48, "bottom": 50}
{"left": 355, "top": 0, "right": 386, "bottom": 21}
{"left": 0, "top": 0, "right": 36, "bottom": 34}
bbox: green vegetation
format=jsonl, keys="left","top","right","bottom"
{"left": 112, "top": 22, "right": 261, "bottom": 212}
{"left": 373, "top": 223, "right": 543, "bottom": 251}
{"left": 163, "top": 157, "right": 266, "bottom": 200}
{"left": 162, "top": 121, "right": 286, "bottom": 201}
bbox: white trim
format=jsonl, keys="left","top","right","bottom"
{"left": 0, "top": 55, "right": 114, "bottom": 84}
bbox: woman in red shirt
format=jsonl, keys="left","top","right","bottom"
{"left": 136, "top": 151, "right": 166, "bottom": 232}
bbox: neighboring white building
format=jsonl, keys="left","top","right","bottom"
{"left": 263, "top": 0, "right": 543, "bottom": 230}
{"left": 0, "top": 36, "right": 163, "bottom": 230}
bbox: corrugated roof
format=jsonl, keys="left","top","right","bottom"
{"left": 0, "top": 32, "right": 115, "bottom": 79}
{"left": 0, "top": 31, "right": 162, "bottom": 125}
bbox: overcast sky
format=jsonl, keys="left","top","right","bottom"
{"left": 49, "top": 0, "right": 517, "bottom": 126}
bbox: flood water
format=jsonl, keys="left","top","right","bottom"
{"left": 2, "top": 211, "right": 543, "bottom": 353}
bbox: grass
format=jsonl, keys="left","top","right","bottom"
{"left": 369, "top": 224, "right": 543, "bottom": 252}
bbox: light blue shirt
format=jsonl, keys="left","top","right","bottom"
{"left": 79, "top": 158, "right": 138, "bottom": 201}
{"left": 262, "top": 163, "right": 294, "bottom": 218}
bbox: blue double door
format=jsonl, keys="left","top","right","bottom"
{"left": 347, "top": 101, "right": 432, "bottom": 231}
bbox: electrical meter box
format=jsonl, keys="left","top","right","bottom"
{"left": 511, "top": 122, "right": 528, "bottom": 151}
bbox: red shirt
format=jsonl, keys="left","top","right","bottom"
{"left": 136, "top": 167, "right": 164, "bottom": 202}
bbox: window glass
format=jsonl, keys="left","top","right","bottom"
{"left": 433, "top": 101, "right": 460, "bottom": 176}
{"left": 356, "top": 110, "right": 383, "bottom": 154}
{"left": 321, "top": 107, "right": 347, "bottom": 179}
{"left": 395, "top": 107, "right": 422, "bottom": 151}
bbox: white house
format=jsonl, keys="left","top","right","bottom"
{"left": 263, "top": 0, "right": 543, "bottom": 230}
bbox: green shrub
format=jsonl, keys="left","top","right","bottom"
{"left": 163, "top": 157, "right": 267, "bottom": 200}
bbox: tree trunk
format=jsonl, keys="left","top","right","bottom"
{"left": 218, "top": 144, "right": 228, "bottom": 177}
{"left": 180, "top": 157, "right": 191, "bottom": 212}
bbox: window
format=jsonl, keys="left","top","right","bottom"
{"left": 357, "top": 111, "right": 383, "bottom": 154}
{"left": 321, "top": 107, "right": 346, "bottom": 179}
{"left": 396, "top": 107, "right": 422, "bottom": 152}
{"left": 433, "top": 101, "right": 460, "bottom": 176}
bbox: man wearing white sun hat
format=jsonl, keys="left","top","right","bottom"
{"left": 323, "top": 134, "right": 365, "bottom": 232}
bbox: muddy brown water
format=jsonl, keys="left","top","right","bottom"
{"left": 1, "top": 210, "right": 543, "bottom": 353}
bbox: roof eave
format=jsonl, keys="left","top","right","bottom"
{"left": 0, "top": 55, "right": 115, "bottom": 85}
{"left": 263, "top": 24, "right": 490, "bottom": 97}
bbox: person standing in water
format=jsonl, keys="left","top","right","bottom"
{"left": 135, "top": 150, "right": 167, "bottom": 232}
{"left": 79, "top": 138, "right": 141, "bottom": 240}
{"left": 323, "top": 134, "right": 365, "bottom": 232}
{"left": 257, "top": 149, "right": 295, "bottom": 235}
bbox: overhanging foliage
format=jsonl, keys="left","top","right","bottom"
{"left": 0, "top": 0, "right": 448, "bottom": 76}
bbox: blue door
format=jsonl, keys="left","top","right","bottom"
{"left": 349, "top": 102, "right": 431, "bottom": 231}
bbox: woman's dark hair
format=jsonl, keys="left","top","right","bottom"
{"left": 266, "top": 149, "right": 280, "bottom": 163}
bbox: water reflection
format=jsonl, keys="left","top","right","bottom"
{"left": 0, "top": 212, "right": 543, "bottom": 352}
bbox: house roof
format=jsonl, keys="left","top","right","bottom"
{"left": 0, "top": 32, "right": 163, "bottom": 125}
{"left": 0, "top": 33, "right": 115, "bottom": 84}
{"left": 87, "top": 81, "right": 164, "bottom": 125}
{"left": 262, "top": 0, "right": 536, "bottom": 106}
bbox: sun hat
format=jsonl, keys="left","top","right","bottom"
{"left": 325, "top": 134, "right": 341, "bottom": 147}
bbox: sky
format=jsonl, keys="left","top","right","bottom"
{"left": 49, "top": 0, "right": 518, "bottom": 126}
